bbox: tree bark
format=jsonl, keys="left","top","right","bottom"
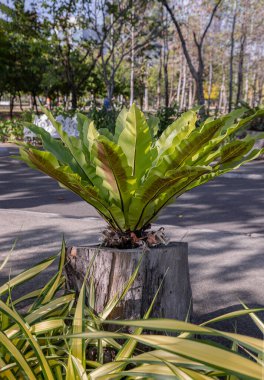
{"left": 207, "top": 59, "right": 213, "bottom": 114}
{"left": 65, "top": 243, "right": 192, "bottom": 321}
{"left": 180, "top": 60, "right": 186, "bottom": 110}
{"left": 71, "top": 87, "right": 78, "bottom": 110}
{"left": 62, "top": 34, "right": 79, "bottom": 110}
{"left": 164, "top": 58, "right": 169, "bottom": 109}
{"left": 169, "top": 51, "right": 176, "bottom": 106}
{"left": 192, "top": 79, "right": 196, "bottom": 105}
{"left": 188, "top": 77, "right": 193, "bottom": 109}
{"left": 144, "top": 61, "right": 149, "bottom": 111}
{"left": 9, "top": 95, "right": 15, "bottom": 119}
{"left": 29, "top": 95, "right": 33, "bottom": 109}
{"left": 129, "top": 12, "right": 135, "bottom": 106}
{"left": 229, "top": 7, "right": 237, "bottom": 112}
{"left": 218, "top": 70, "right": 224, "bottom": 112}
{"left": 253, "top": 72, "right": 258, "bottom": 107}
{"left": 163, "top": 12, "right": 169, "bottom": 109}
{"left": 157, "top": 48, "right": 162, "bottom": 109}
{"left": 176, "top": 54, "right": 183, "bottom": 106}
{"left": 259, "top": 79, "right": 263, "bottom": 105}
{"left": 236, "top": 33, "right": 246, "bottom": 106}
{"left": 107, "top": 82, "right": 114, "bottom": 108}
{"left": 244, "top": 61, "right": 249, "bottom": 103}
{"left": 18, "top": 93, "right": 23, "bottom": 111}
{"left": 196, "top": 76, "right": 205, "bottom": 109}
{"left": 32, "top": 93, "right": 39, "bottom": 113}
{"left": 195, "top": 42, "right": 206, "bottom": 110}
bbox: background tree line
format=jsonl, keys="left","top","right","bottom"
{"left": 0, "top": 0, "right": 263, "bottom": 117}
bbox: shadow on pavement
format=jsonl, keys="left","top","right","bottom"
{"left": 157, "top": 176, "right": 264, "bottom": 234}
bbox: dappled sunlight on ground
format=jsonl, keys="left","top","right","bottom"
{"left": 167, "top": 225, "right": 264, "bottom": 317}
{"left": 1, "top": 146, "right": 264, "bottom": 332}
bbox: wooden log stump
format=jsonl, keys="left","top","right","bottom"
{"left": 64, "top": 243, "right": 192, "bottom": 321}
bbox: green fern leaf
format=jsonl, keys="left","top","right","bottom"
{"left": 118, "top": 103, "right": 155, "bottom": 181}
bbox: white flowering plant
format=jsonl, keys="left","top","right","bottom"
{"left": 24, "top": 114, "right": 79, "bottom": 140}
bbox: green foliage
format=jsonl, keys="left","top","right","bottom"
{"left": 0, "top": 2, "right": 47, "bottom": 101}
{"left": 21, "top": 109, "right": 35, "bottom": 122}
{"left": 240, "top": 103, "right": 264, "bottom": 131}
{"left": 0, "top": 110, "right": 35, "bottom": 142}
{"left": 87, "top": 107, "right": 120, "bottom": 135}
{"left": 1, "top": 243, "right": 264, "bottom": 379}
{"left": 0, "top": 118, "right": 24, "bottom": 142}
{"left": 19, "top": 104, "right": 264, "bottom": 235}
{"left": 155, "top": 104, "right": 181, "bottom": 135}
{"left": 51, "top": 106, "right": 78, "bottom": 118}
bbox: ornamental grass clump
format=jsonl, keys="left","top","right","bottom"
{"left": 19, "top": 104, "right": 264, "bottom": 247}
{"left": 1, "top": 243, "right": 264, "bottom": 379}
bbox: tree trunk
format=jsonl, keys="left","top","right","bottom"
{"left": 236, "top": 34, "right": 246, "bottom": 106}
{"left": 107, "top": 82, "right": 114, "bottom": 108}
{"left": 244, "top": 62, "right": 249, "bottom": 103}
{"left": 18, "top": 93, "right": 23, "bottom": 111}
{"left": 196, "top": 73, "right": 205, "bottom": 112}
{"left": 218, "top": 67, "right": 227, "bottom": 114}
{"left": 207, "top": 60, "right": 213, "bottom": 114}
{"left": 162, "top": 0, "right": 221, "bottom": 116}
{"left": 169, "top": 51, "right": 176, "bottom": 106}
{"left": 188, "top": 77, "right": 193, "bottom": 109}
{"left": 109, "top": 9, "right": 115, "bottom": 108}
{"left": 157, "top": 48, "right": 162, "bottom": 109}
{"left": 163, "top": 13, "right": 169, "bottom": 110}
{"left": 139, "top": 90, "right": 143, "bottom": 111}
{"left": 259, "top": 77, "right": 263, "bottom": 105}
{"left": 180, "top": 60, "right": 186, "bottom": 110}
{"left": 9, "top": 95, "right": 15, "bottom": 119}
{"left": 164, "top": 58, "right": 169, "bottom": 109}
{"left": 195, "top": 43, "right": 206, "bottom": 115}
{"left": 65, "top": 243, "right": 192, "bottom": 321}
{"left": 176, "top": 55, "right": 183, "bottom": 106}
{"left": 32, "top": 94, "right": 39, "bottom": 114}
{"left": 144, "top": 61, "right": 149, "bottom": 111}
{"left": 229, "top": 8, "right": 237, "bottom": 112}
{"left": 223, "top": 79, "right": 227, "bottom": 113}
{"left": 129, "top": 18, "right": 135, "bottom": 106}
{"left": 29, "top": 95, "right": 33, "bottom": 109}
{"left": 253, "top": 73, "right": 258, "bottom": 107}
{"left": 192, "top": 79, "right": 196, "bottom": 105}
{"left": 248, "top": 72, "right": 255, "bottom": 107}
{"left": 218, "top": 71, "right": 224, "bottom": 112}
{"left": 71, "top": 87, "right": 78, "bottom": 110}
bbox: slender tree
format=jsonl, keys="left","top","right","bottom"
{"left": 100, "top": 0, "right": 160, "bottom": 106}
{"left": 162, "top": 10, "right": 170, "bottom": 109}
{"left": 161, "top": 0, "right": 222, "bottom": 114}
{"left": 228, "top": 2, "right": 237, "bottom": 112}
{"left": 236, "top": 31, "right": 246, "bottom": 106}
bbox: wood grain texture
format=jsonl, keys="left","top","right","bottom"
{"left": 64, "top": 243, "right": 192, "bottom": 321}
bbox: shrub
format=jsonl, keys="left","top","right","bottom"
{"left": 0, "top": 118, "right": 24, "bottom": 142}
{"left": 155, "top": 104, "right": 181, "bottom": 134}
{"left": 86, "top": 106, "right": 120, "bottom": 134}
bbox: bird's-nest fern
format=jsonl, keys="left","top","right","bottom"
{"left": 18, "top": 104, "right": 264, "bottom": 248}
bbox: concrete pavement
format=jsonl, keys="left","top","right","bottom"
{"left": 1, "top": 143, "right": 264, "bottom": 331}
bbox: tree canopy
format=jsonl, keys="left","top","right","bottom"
{"left": 0, "top": 0, "right": 263, "bottom": 112}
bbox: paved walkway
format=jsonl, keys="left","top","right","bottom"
{"left": 1, "top": 143, "right": 264, "bottom": 332}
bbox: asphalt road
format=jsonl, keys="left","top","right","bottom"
{"left": 1, "top": 144, "right": 264, "bottom": 333}
{"left": 1, "top": 144, "right": 264, "bottom": 235}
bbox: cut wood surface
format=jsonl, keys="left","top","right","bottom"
{"left": 65, "top": 243, "right": 192, "bottom": 321}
